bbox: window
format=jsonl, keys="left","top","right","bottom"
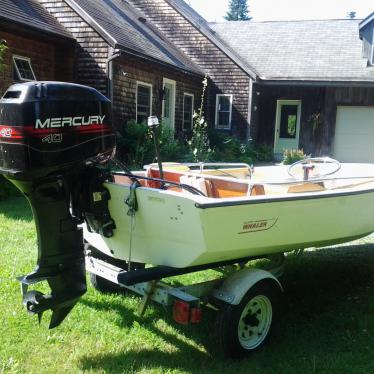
{"left": 183, "top": 93, "right": 194, "bottom": 130}
{"left": 215, "top": 94, "right": 233, "bottom": 130}
{"left": 13, "top": 56, "right": 36, "bottom": 81}
{"left": 371, "top": 29, "right": 374, "bottom": 65}
{"left": 136, "top": 82, "right": 152, "bottom": 124}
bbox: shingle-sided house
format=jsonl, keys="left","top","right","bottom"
{"left": 37, "top": 0, "right": 204, "bottom": 133}
{"left": 126, "top": 1, "right": 374, "bottom": 162}
{"left": 0, "top": 0, "right": 204, "bottom": 133}
{"left": 210, "top": 16, "right": 374, "bottom": 161}
{"left": 2, "top": 0, "right": 374, "bottom": 162}
{"left": 0, "top": 0, "right": 75, "bottom": 95}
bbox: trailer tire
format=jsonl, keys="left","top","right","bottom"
{"left": 90, "top": 273, "right": 123, "bottom": 293}
{"left": 217, "top": 280, "right": 281, "bottom": 358}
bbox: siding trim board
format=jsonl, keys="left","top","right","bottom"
{"left": 64, "top": 0, "right": 117, "bottom": 47}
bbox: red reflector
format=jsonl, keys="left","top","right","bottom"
{"left": 190, "top": 307, "right": 202, "bottom": 324}
{"left": 173, "top": 300, "right": 190, "bottom": 325}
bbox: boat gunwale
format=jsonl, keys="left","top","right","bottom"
{"left": 194, "top": 186, "right": 374, "bottom": 209}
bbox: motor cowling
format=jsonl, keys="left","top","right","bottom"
{"left": 0, "top": 82, "right": 116, "bottom": 328}
{"left": 0, "top": 81, "right": 115, "bottom": 179}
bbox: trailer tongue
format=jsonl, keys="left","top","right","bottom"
{"left": 0, "top": 82, "right": 115, "bottom": 327}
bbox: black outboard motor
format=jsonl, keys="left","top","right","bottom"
{"left": 0, "top": 82, "right": 115, "bottom": 328}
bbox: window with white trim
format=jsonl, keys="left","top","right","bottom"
{"left": 215, "top": 94, "right": 233, "bottom": 130}
{"left": 183, "top": 93, "right": 194, "bottom": 130}
{"left": 136, "top": 82, "right": 152, "bottom": 124}
{"left": 371, "top": 29, "right": 374, "bottom": 65}
{"left": 13, "top": 56, "right": 36, "bottom": 81}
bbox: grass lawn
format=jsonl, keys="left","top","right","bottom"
{"left": 1, "top": 196, "right": 374, "bottom": 373}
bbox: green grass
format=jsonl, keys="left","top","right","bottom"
{"left": 1, "top": 197, "right": 374, "bottom": 373}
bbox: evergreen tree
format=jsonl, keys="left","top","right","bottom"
{"left": 225, "top": 0, "right": 252, "bottom": 21}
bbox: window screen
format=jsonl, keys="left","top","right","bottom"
{"left": 183, "top": 94, "right": 194, "bottom": 130}
{"left": 13, "top": 56, "right": 36, "bottom": 81}
{"left": 137, "top": 83, "right": 152, "bottom": 124}
{"left": 215, "top": 95, "right": 233, "bottom": 130}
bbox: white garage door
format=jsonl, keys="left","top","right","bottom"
{"left": 333, "top": 106, "right": 374, "bottom": 163}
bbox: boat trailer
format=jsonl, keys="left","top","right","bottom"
{"left": 85, "top": 246, "right": 285, "bottom": 358}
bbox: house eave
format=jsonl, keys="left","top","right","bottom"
{"left": 117, "top": 47, "right": 204, "bottom": 77}
{"left": 257, "top": 78, "right": 374, "bottom": 87}
{"left": 0, "top": 17, "right": 75, "bottom": 45}
{"left": 359, "top": 11, "right": 374, "bottom": 29}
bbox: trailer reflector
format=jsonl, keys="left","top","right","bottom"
{"left": 173, "top": 301, "right": 190, "bottom": 325}
{"left": 190, "top": 307, "right": 202, "bottom": 324}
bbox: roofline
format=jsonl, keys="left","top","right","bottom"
{"left": 64, "top": 0, "right": 118, "bottom": 47}
{"left": 63, "top": 0, "right": 202, "bottom": 76}
{"left": 164, "top": 0, "right": 258, "bottom": 79}
{"left": 0, "top": 16, "right": 75, "bottom": 43}
{"left": 118, "top": 47, "right": 204, "bottom": 77}
{"left": 258, "top": 79, "right": 374, "bottom": 87}
{"left": 359, "top": 11, "right": 374, "bottom": 29}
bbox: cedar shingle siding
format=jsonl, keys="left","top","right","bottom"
{"left": 38, "top": 0, "right": 203, "bottom": 132}
{"left": 39, "top": 0, "right": 110, "bottom": 94}
{"left": 113, "top": 54, "right": 202, "bottom": 131}
{"left": 128, "top": 0, "right": 253, "bottom": 139}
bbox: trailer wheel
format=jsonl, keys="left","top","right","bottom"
{"left": 90, "top": 273, "right": 123, "bottom": 293}
{"left": 217, "top": 280, "right": 280, "bottom": 358}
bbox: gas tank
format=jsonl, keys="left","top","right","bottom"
{"left": 0, "top": 81, "right": 115, "bottom": 180}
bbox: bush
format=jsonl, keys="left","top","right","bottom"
{"left": 282, "top": 149, "right": 306, "bottom": 165}
{"left": 208, "top": 131, "right": 273, "bottom": 165}
{"left": 0, "top": 176, "right": 21, "bottom": 201}
{"left": 116, "top": 120, "right": 187, "bottom": 169}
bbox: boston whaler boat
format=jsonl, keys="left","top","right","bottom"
{"left": 1, "top": 82, "right": 374, "bottom": 358}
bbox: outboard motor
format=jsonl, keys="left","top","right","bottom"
{"left": 0, "top": 82, "right": 115, "bottom": 328}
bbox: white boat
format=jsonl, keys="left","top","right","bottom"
{"left": 84, "top": 158, "right": 374, "bottom": 268}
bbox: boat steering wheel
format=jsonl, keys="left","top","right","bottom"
{"left": 288, "top": 157, "right": 341, "bottom": 180}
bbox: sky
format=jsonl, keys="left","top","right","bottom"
{"left": 185, "top": 0, "right": 373, "bottom": 22}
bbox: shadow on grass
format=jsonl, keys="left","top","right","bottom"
{"left": 0, "top": 196, "right": 33, "bottom": 221}
{"left": 78, "top": 243, "right": 374, "bottom": 373}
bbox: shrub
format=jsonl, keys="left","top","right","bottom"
{"left": 117, "top": 120, "right": 187, "bottom": 169}
{"left": 208, "top": 130, "right": 273, "bottom": 165}
{"left": 282, "top": 149, "right": 306, "bottom": 165}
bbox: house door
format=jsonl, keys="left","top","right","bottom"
{"left": 162, "top": 78, "right": 176, "bottom": 129}
{"left": 274, "top": 100, "right": 301, "bottom": 155}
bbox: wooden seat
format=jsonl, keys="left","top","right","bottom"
{"left": 287, "top": 182, "right": 325, "bottom": 193}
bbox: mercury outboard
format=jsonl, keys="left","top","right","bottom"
{"left": 0, "top": 82, "right": 115, "bottom": 328}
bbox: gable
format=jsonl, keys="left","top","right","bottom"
{"left": 64, "top": 0, "right": 202, "bottom": 75}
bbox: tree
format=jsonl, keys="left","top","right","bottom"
{"left": 346, "top": 11, "right": 356, "bottom": 19}
{"left": 225, "top": 0, "right": 252, "bottom": 21}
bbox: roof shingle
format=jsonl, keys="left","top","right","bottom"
{"left": 210, "top": 19, "right": 374, "bottom": 82}
{"left": 0, "top": 0, "right": 73, "bottom": 40}
{"left": 67, "top": 0, "right": 202, "bottom": 75}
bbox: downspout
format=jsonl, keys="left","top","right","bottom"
{"left": 246, "top": 78, "right": 253, "bottom": 141}
{"left": 106, "top": 48, "right": 122, "bottom": 103}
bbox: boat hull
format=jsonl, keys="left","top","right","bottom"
{"left": 84, "top": 182, "right": 374, "bottom": 268}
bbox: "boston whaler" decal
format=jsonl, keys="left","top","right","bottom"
{"left": 239, "top": 218, "right": 278, "bottom": 234}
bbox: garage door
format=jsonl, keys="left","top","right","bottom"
{"left": 333, "top": 106, "right": 374, "bottom": 163}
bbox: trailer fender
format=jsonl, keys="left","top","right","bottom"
{"left": 212, "top": 268, "right": 283, "bottom": 305}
